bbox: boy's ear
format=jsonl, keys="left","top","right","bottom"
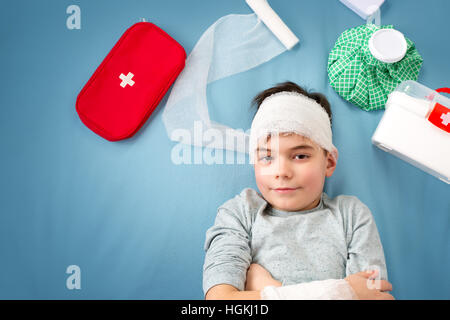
{"left": 325, "top": 151, "right": 337, "bottom": 177}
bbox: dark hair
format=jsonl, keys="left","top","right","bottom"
{"left": 251, "top": 81, "right": 332, "bottom": 127}
{"left": 251, "top": 81, "right": 332, "bottom": 157}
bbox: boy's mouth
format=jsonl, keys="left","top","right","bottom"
{"left": 272, "top": 187, "right": 300, "bottom": 194}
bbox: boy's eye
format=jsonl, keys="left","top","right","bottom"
{"left": 259, "top": 155, "right": 273, "bottom": 162}
{"left": 294, "top": 154, "right": 309, "bottom": 160}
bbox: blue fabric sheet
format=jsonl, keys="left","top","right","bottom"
{"left": 0, "top": 0, "right": 449, "bottom": 299}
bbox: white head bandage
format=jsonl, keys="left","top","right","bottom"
{"left": 249, "top": 91, "right": 339, "bottom": 163}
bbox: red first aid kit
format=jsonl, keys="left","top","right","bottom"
{"left": 76, "top": 22, "right": 186, "bottom": 141}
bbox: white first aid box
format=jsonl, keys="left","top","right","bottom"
{"left": 372, "top": 80, "right": 450, "bottom": 184}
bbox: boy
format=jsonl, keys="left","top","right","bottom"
{"left": 203, "top": 82, "right": 393, "bottom": 300}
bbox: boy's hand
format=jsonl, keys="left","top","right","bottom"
{"left": 345, "top": 270, "right": 395, "bottom": 300}
{"left": 245, "top": 263, "right": 282, "bottom": 291}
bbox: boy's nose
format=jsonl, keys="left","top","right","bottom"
{"left": 274, "top": 157, "right": 293, "bottom": 179}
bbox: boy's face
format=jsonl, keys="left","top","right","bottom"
{"left": 254, "top": 133, "right": 337, "bottom": 212}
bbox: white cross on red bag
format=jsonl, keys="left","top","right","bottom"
{"left": 428, "top": 88, "right": 450, "bottom": 133}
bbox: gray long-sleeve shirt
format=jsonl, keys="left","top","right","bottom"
{"left": 203, "top": 188, "right": 387, "bottom": 296}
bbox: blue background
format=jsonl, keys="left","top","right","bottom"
{"left": 0, "top": 0, "right": 449, "bottom": 299}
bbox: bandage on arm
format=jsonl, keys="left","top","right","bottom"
{"left": 260, "top": 279, "right": 358, "bottom": 300}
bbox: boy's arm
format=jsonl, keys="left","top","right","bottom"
{"left": 241, "top": 263, "right": 393, "bottom": 300}
{"left": 203, "top": 205, "right": 253, "bottom": 298}
{"left": 205, "top": 284, "right": 261, "bottom": 300}
{"left": 345, "top": 197, "right": 388, "bottom": 280}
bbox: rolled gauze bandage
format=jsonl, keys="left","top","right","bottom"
{"left": 249, "top": 91, "right": 339, "bottom": 164}
{"left": 246, "top": 0, "right": 299, "bottom": 50}
{"left": 162, "top": 13, "right": 287, "bottom": 154}
{"left": 261, "top": 279, "right": 358, "bottom": 300}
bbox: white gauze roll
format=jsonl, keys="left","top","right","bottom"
{"left": 249, "top": 91, "right": 339, "bottom": 164}
{"left": 260, "top": 279, "right": 358, "bottom": 300}
{"left": 162, "top": 13, "right": 287, "bottom": 154}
